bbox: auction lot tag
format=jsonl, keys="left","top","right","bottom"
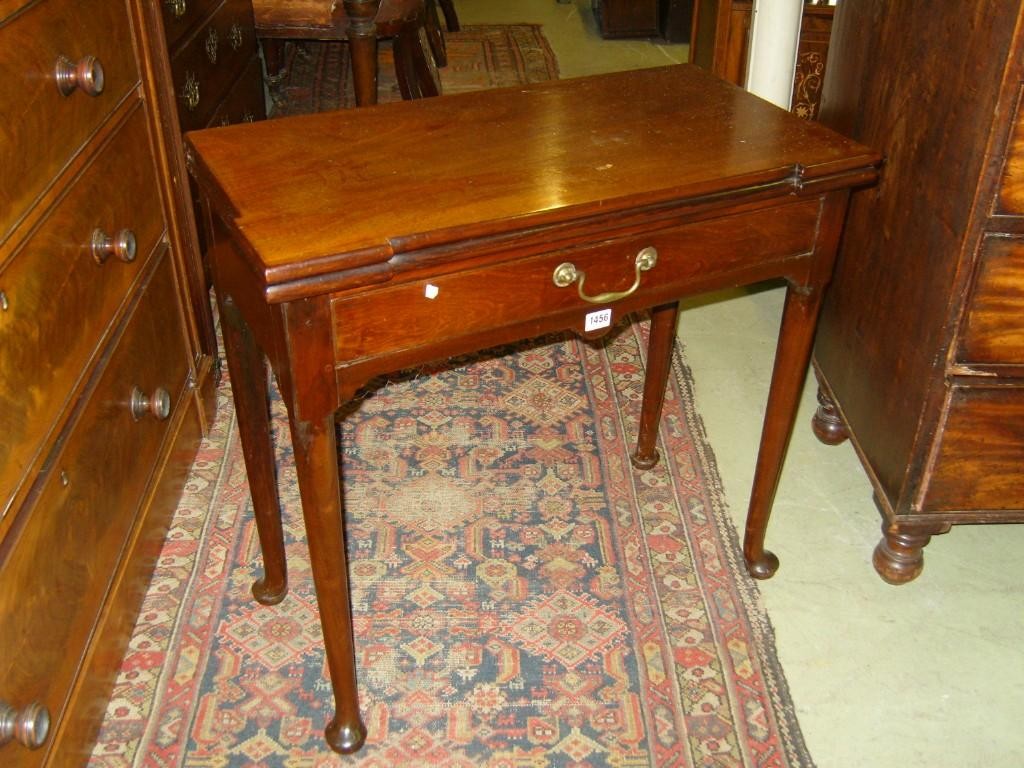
{"left": 585, "top": 308, "right": 612, "bottom": 332}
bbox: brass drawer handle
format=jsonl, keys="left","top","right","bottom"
{"left": 54, "top": 54, "right": 105, "bottom": 97}
{"left": 229, "top": 22, "right": 244, "bottom": 50}
{"left": 91, "top": 228, "right": 137, "bottom": 265}
{"left": 0, "top": 700, "right": 50, "bottom": 750}
{"left": 165, "top": 0, "right": 187, "bottom": 18}
{"left": 205, "top": 27, "right": 219, "bottom": 64}
{"left": 552, "top": 246, "right": 658, "bottom": 304}
{"left": 130, "top": 386, "right": 172, "bottom": 421}
{"left": 182, "top": 71, "right": 200, "bottom": 111}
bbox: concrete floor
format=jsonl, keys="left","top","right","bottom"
{"left": 458, "top": 1, "right": 1024, "bottom": 766}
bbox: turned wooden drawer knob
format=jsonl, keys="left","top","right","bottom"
{"left": 54, "top": 54, "right": 105, "bottom": 97}
{"left": 130, "top": 386, "right": 171, "bottom": 421}
{"left": 91, "top": 228, "right": 137, "bottom": 265}
{"left": 0, "top": 700, "right": 50, "bottom": 750}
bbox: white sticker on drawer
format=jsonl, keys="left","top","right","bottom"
{"left": 585, "top": 308, "right": 612, "bottom": 332}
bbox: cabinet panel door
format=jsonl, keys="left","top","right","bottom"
{"left": 599, "top": 0, "right": 660, "bottom": 38}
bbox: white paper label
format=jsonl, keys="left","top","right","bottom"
{"left": 585, "top": 308, "right": 612, "bottom": 332}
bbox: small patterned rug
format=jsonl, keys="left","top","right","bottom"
{"left": 270, "top": 24, "right": 560, "bottom": 115}
{"left": 91, "top": 23, "right": 814, "bottom": 768}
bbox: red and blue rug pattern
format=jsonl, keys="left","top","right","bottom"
{"left": 92, "top": 318, "right": 812, "bottom": 766}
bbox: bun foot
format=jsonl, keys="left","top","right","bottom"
{"left": 326, "top": 717, "right": 368, "bottom": 754}
{"left": 872, "top": 523, "right": 949, "bottom": 585}
{"left": 746, "top": 549, "right": 780, "bottom": 580}
{"left": 630, "top": 448, "right": 661, "bottom": 470}
{"left": 811, "top": 387, "right": 849, "bottom": 445}
{"left": 872, "top": 540, "right": 922, "bottom": 585}
{"left": 252, "top": 577, "right": 288, "bottom": 606}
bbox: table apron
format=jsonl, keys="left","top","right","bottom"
{"left": 329, "top": 196, "right": 823, "bottom": 388}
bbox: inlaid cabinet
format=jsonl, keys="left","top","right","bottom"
{"left": 0, "top": 0, "right": 215, "bottom": 762}
{"left": 689, "top": 1, "right": 835, "bottom": 120}
{"left": 812, "top": 0, "right": 1024, "bottom": 583}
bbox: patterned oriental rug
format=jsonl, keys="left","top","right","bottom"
{"left": 91, "top": 26, "right": 814, "bottom": 768}
{"left": 270, "top": 24, "right": 562, "bottom": 115}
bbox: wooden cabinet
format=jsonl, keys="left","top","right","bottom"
{"left": 596, "top": 0, "right": 693, "bottom": 42}
{"left": 0, "top": 0, "right": 215, "bottom": 762}
{"left": 811, "top": 0, "right": 1024, "bottom": 583}
{"left": 160, "top": 0, "right": 265, "bottom": 270}
{"left": 689, "top": 1, "right": 834, "bottom": 120}
{"left": 161, "top": 0, "right": 265, "bottom": 131}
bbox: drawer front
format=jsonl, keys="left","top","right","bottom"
{"left": 331, "top": 200, "right": 821, "bottom": 367}
{"left": 171, "top": 0, "right": 259, "bottom": 131}
{"left": 0, "top": 0, "right": 139, "bottom": 240}
{"left": 207, "top": 54, "right": 266, "bottom": 127}
{"left": 957, "top": 234, "right": 1024, "bottom": 365}
{"left": 0, "top": 252, "right": 190, "bottom": 761}
{"left": 923, "top": 385, "right": 1024, "bottom": 512}
{"left": 160, "top": 0, "right": 221, "bottom": 51}
{"left": 996, "top": 86, "right": 1024, "bottom": 215}
{"left": 0, "top": 106, "right": 164, "bottom": 516}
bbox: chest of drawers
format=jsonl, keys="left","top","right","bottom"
{"left": 161, "top": 0, "right": 265, "bottom": 131}
{"left": 811, "top": 0, "right": 1024, "bottom": 583}
{"left": 0, "top": 0, "right": 215, "bottom": 762}
{"left": 159, "top": 0, "right": 265, "bottom": 278}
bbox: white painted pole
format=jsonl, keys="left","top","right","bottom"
{"left": 745, "top": 0, "right": 804, "bottom": 109}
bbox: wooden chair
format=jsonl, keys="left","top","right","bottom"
{"left": 254, "top": 0, "right": 447, "bottom": 106}
{"left": 437, "top": 0, "right": 459, "bottom": 31}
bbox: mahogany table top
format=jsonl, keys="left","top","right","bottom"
{"left": 186, "top": 64, "right": 878, "bottom": 298}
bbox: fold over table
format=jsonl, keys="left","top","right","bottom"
{"left": 185, "top": 64, "right": 879, "bottom": 753}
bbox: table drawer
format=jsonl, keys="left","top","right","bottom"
{"left": 922, "top": 384, "right": 1024, "bottom": 512}
{"left": 0, "top": 0, "right": 139, "bottom": 240}
{"left": 331, "top": 200, "right": 820, "bottom": 366}
{"left": 207, "top": 54, "right": 266, "bottom": 127}
{"left": 0, "top": 105, "right": 164, "bottom": 516}
{"left": 0, "top": 251, "right": 190, "bottom": 760}
{"left": 957, "top": 234, "right": 1024, "bottom": 365}
{"left": 171, "top": 0, "right": 259, "bottom": 131}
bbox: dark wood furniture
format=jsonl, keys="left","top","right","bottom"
{"left": 185, "top": 64, "right": 878, "bottom": 753}
{"left": 812, "top": 0, "right": 1024, "bottom": 583}
{"left": 254, "top": 0, "right": 445, "bottom": 106}
{"left": 0, "top": 0, "right": 216, "bottom": 762}
{"left": 161, "top": 0, "right": 266, "bottom": 131}
{"left": 597, "top": 0, "right": 660, "bottom": 37}
{"left": 160, "top": 0, "right": 266, "bottom": 286}
{"left": 689, "top": 1, "right": 834, "bottom": 120}
{"left": 596, "top": 0, "right": 693, "bottom": 42}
